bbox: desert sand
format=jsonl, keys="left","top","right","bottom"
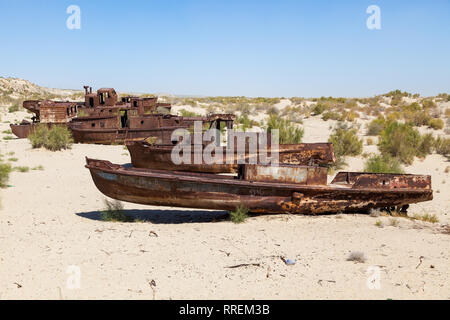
{"left": 0, "top": 108, "right": 449, "bottom": 300}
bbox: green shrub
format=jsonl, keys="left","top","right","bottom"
{"left": 434, "top": 136, "right": 450, "bottom": 157}
{"left": 266, "top": 114, "right": 304, "bottom": 144}
{"left": 322, "top": 111, "right": 340, "bottom": 121}
{"left": 412, "top": 213, "right": 439, "bottom": 223}
{"left": 328, "top": 127, "right": 363, "bottom": 171}
{"left": 378, "top": 121, "right": 423, "bottom": 164}
{"left": 13, "top": 166, "right": 30, "bottom": 173}
{"left": 401, "top": 102, "right": 421, "bottom": 113}
{"left": 407, "top": 110, "right": 431, "bottom": 127}
{"left": 329, "top": 127, "right": 363, "bottom": 158}
{"left": 311, "top": 103, "right": 328, "bottom": 115}
{"left": 0, "top": 162, "right": 12, "bottom": 188}
{"left": 428, "top": 118, "right": 444, "bottom": 130}
{"left": 229, "top": 205, "right": 249, "bottom": 224}
{"left": 46, "top": 126, "right": 74, "bottom": 151}
{"left": 367, "top": 117, "right": 386, "bottom": 136}
{"left": 364, "top": 154, "right": 403, "bottom": 174}
{"left": 236, "top": 114, "right": 258, "bottom": 131}
{"left": 28, "top": 125, "right": 49, "bottom": 148}
{"left": 28, "top": 125, "right": 73, "bottom": 151}
{"left": 101, "top": 199, "right": 131, "bottom": 222}
{"left": 8, "top": 104, "right": 20, "bottom": 113}
{"left": 422, "top": 99, "right": 437, "bottom": 109}
{"left": 179, "top": 109, "right": 201, "bottom": 117}
{"left": 418, "top": 133, "right": 435, "bottom": 157}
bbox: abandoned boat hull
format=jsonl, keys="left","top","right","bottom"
{"left": 86, "top": 158, "right": 433, "bottom": 214}
{"left": 126, "top": 141, "right": 336, "bottom": 173}
{"left": 10, "top": 123, "right": 33, "bottom": 139}
{"left": 70, "top": 126, "right": 186, "bottom": 144}
{"left": 10, "top": 122, "right": 68, "bottom": 139}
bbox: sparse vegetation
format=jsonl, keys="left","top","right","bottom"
{"left": 328, "top": 126, "right": 363, "bottom": 169}
{"left": 179, "top": 109, "right": 201, "bottom": 117}
{"left": 101, "top": 199, "right": 132, "bottom": 222}
{"left": 13, "top": 166, "right": 29, "bottom": 173}
{"left": 375, "top": 220, "right": 383, "bottom": 228}
{"left": 378, "top": 121, "right": 428, "bottom": 164}
{"left": 229, "top": 204, "right": 249, "bottom": 224}
{"left": 236, "top": 114, "right": 259, "bottom": 131}
{"left": 389, "top": 218, "right": 399, "bottom": 227}
{"left": 28, "top": 125, "right": 73, "bottom": 151}
{"left": 412, "top": 213, "right": 439, "bottom": 223}
{"left": 266, "top": 114, "right": 304, "bottom": 144}
{"left": 46, "top": 126, "right": 74, "bottom": 151}
{"left": 0, "top": 161, "right": 12, "bottom": 188}
{"left": 347, "top": 251, "right": 366, "bottom": 263}
{"left": 428, "top": 118, "right": 444, "bottom": 130}
{"left": 364, "top": 154, "right": 403, "bottom": 174}
{"left": 8, "top": 103, "right": 20, "bottom": 113}
{"left": 366, "top": 117, "right": 386, "bottom": 136}
{"left": 434, "top": 136, "right": 450, "bottom": 157}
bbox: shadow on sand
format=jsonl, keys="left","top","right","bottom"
{"left": 76, "top": 208, "right": 230, "bottom": 224}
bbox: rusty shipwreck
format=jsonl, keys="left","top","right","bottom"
{"left": 69, "top": 113, "right": 235, "bottom": 145}
{"left": 85, "top": 156, "right": 433, "bottom": 215}
{"left": 10, "top": 86, "right": 172, "bottom": 140}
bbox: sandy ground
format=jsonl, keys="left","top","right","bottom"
{"left": 0, "top": 109, "right": 449, "bottom": 300}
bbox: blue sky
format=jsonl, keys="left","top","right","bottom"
{"left": 0, "top": 0, "right": 449, "bottom": 97}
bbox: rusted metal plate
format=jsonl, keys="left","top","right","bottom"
{"left": 86, "top": 158, "right": 433, "bottom": 215}
{"left": 331, "top": 172, "right": 432, "bottom": 190}
{"left": 240, "top": 164, "right": 327, "bottom": 185}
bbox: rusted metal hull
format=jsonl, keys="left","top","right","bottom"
{"left": 10, "top": 122, "right": 33, "bottom": 139}
{"left": 70, "top": 125, "right": 186, "bottom": 144}
{"left": 10, "top": 122, "right": 68, "bottom": 139}
{"left": 85, "top": 158, "right": 433, "bottom": 215}
{"left": 126, "top": 141, "right": 336, "bottom": 173}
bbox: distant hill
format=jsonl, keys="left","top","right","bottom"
{"left": 0, "top": 77, "right": 82, "bottom": 106}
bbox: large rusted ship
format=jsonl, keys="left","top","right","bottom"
{"left": 69, "top": 113, "right": 235, "bottom": 145}
{"left": 85, "top": 158, "right": 433, "bottom": 215}
{"left": 10, "top": 86, "right": 172, "bottom": 140}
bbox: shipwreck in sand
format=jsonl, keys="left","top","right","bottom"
{"left": 86, "top": 139, "right": 433, "bottom": 214}
{"left": 10, "top": 86, "right": 172, "bottom": 140}
{"left": 86, "top": 158, "right": 432, "bottom": 215}
{"left": 69, "top": 113, "right": 235, "bottom": 145}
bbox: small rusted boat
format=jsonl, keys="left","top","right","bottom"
{"left": 10, "top": 100, "right": 79, "bottom": 138}
{"left": 126, "top": 141, "right": 336, "bottom": 173}
{"left": 85, "top": 158, "right": 433, "bottom": 214}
